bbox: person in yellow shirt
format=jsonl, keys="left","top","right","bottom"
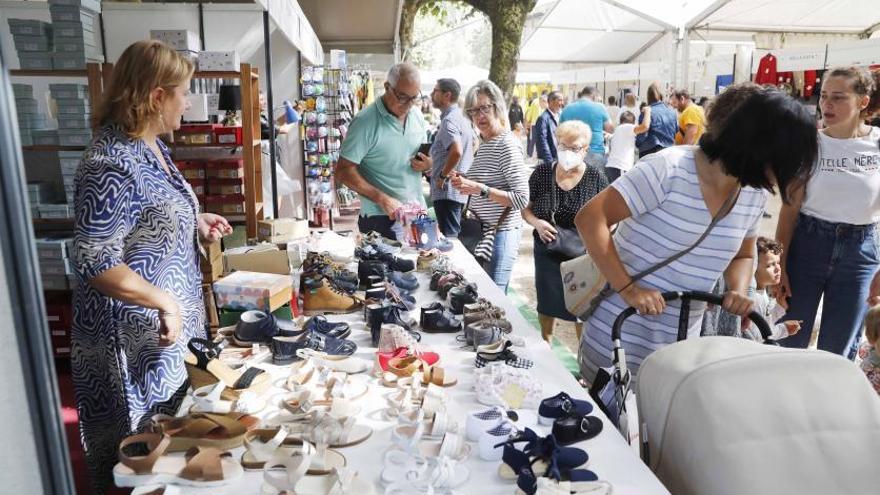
{"left": 671, "top": 89, "right": 706, "bottom": 145}
{"left": 524, "top": 91, "right": 548, "bottom": 157}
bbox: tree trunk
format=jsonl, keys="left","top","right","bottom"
{"left": 399, "top": 0, "right": 426, "bottom": 61}
{"left": 463, "top": 0, "right": 536, "bottom": 100}
{"left": 398, "top": 0, "right": 536, "bottom": 99}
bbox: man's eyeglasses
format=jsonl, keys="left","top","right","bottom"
{"left": 466, "top": 104, "right": 495, "bottom": 118}
{"left": 389, "top": 85, "right": 422, "bottom": 105}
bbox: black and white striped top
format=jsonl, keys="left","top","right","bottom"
{"left": 467, "top": 131, "right": 530, "bottom": 231}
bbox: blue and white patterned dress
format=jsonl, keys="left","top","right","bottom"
{"left": 71, "top": 124, "right": 206, "bottom": 492}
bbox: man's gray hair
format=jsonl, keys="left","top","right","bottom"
{"left": 387, "top": 62, "right": 420, "bottom": 87}
{"left": 464, "top": 79, "right": 508, "bottom": 125}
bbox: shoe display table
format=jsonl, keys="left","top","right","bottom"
{"left": 167, "top": 241, "right": 670, "bottom": 494}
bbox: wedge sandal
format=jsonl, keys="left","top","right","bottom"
{"left": 184, "top": 338, "right": 271, "bottom": 400}
{"left": 113, "top": 433, "right": 242, "bottom": 488}
{"left": 262, "top": 451, "right": 374, "bottom": 495}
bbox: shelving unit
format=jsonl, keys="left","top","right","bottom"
{"left": 168, "top": 64, "right": 263, "bottom": 238}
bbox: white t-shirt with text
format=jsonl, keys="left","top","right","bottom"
{"left": 802, "top": 126, "right": 880, "bottom": 225}
{"left": 606, "top": 123, "right": 636, "bottom": 172}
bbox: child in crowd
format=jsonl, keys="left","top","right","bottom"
{"left": 745, "top": 237, "right": 802, "bottom": 342}
{"left": 857, "top": 306, "right": 880, "bottom": 394}
{"left": 604, "top": 111, "right": 637, "bottom": 183}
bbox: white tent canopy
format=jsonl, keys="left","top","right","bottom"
{"left": 519, "top": 0, "right": 880, "bottom": 66}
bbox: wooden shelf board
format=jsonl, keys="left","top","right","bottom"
{"left": 11, "top": 69, "right": 88, "bottom": 77}
{"left": 193, "top": 71, "right": 241, "bottom": 79}
{"left": 23, "top": 145, "right": 86, "bottom": 152}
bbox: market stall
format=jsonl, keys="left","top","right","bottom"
{"left": 120, "top": 240, "right": 669, "bottom": 494}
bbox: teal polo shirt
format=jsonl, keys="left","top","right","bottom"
{"left": 340, "top": 98, "right": 428, "bottom": 217}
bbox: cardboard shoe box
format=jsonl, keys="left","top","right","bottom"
{"left": 36, "top": 235, "right": 73, "bottom": 261}
{"left": 150, "top": 30, "right": 200, "bottom": 52}
{"left": 213, "top": 270, "right": 292, "bottom": 312}
{"left": 258, "top": 218, "right": 310, "bottom": 244}
{"left": 8, "top": 19, "right": 52, "bottom": 37}
{"left": 49, "top": 83, "right": 89, "bottom": 99}
{"left": 198, "top": 51, "right": 240, "bottom": 72}
{"left": 224, "top": 244, "right": 291, "bottom": 275}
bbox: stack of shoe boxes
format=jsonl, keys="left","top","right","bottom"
{"left": 48, "top": 0, "right": 102, "bottom": 70}
{"left": 27, "top": 182, "right": 54, "bottom": 219}
{"left": 150, "top": 29, "right": 200, "bottom": 65}
{"left": 36, "top": 235, "right": 76, "bottom": 295}
{"left": 13, "top": 84, "right": 48, "bottom": 146}
{"left": 7, "top": 19, "right": 53, "bottom": 70}
{"left": 51, "top": 83, "right": 91, "bottom": 193}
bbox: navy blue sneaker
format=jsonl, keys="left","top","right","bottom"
{"left": 302, "top": 315, "right": 351, "bottom": 339}
{"left": 538, "top": 392, "right": 593, "bottom": 426}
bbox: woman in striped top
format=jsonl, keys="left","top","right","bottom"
{"left": 450, "top": 80, "right": 530, "bottom": 292}
{"left": 574, "top": 85, "right": 819, "bottom": 383}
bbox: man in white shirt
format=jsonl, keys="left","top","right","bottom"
{"left": 606, "top": 95, "right": 621, "bottom": 129}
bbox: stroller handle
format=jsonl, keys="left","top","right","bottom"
{"left": 610, "top": 290, "right": 775, "bottom": 344}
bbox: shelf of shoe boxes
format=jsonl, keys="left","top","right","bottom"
{"left": 203, "top": 218, "right": 310, "bottom": 341}
{"left": 150, "top": 30, "right": 250, "bottom": 229}
{"left": 301, "top": 65, "right": 337, "bottom": 227}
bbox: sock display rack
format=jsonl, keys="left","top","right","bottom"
{"left": 300, "top": 65, "right": 355, "bottom": 228}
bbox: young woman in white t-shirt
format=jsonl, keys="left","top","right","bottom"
{"left": 776, "top": 67, "right": 880, "bottom": 357}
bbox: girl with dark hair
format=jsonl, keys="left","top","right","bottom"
{"left": 633, "top": 82, "right": 677, "bottom": 158}
{"left": 776, "top": 67, "right": 880, "bottom": 357}
{"left": 575, "top": 84, "right": 817, "bottom": 383}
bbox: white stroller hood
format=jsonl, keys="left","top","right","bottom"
{"left": 637, "top": 337, "right": 880, "bottom": 495}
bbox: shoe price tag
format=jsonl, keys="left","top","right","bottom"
{"left": 500, "top": 383, "right": 527, "bottom": 409}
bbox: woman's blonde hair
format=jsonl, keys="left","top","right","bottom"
{"left": 94, "top": 40, "right": 194, "bottom": 138}
{"left": 556, "top": 120, "right": 591, "bottom": 149}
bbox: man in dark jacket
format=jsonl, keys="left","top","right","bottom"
{"left": 534, "top": 91, "right": 564, "bottom": 164}
{"left": 508, "top": 95, "right": 524, "bottom": 130}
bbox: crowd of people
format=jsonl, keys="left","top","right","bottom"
{"left": 335, "top": 61, "right": 880, "bottom": 392}
{"left": 67, "top": 46, "right": 880, "bottom": 490}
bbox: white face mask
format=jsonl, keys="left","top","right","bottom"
{"left": 557, "top": 150, "right": 582, "bottom": 171}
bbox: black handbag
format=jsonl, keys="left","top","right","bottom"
{"left": 459, "top": 197, "right": 511, "bottom": 266}
{"left": 544, "top": 163, "right": 587, "bottom": 260}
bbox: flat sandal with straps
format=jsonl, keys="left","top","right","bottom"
{"left": 150, "top": 412, "right": 258, "bottom": 452}
{"left": 113, "top": 433, "right": 243, "bottom": 488}
{"left": 240, "top": 428, "right": 346, "bottom": 474}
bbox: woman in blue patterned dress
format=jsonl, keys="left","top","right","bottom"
{"left": 71, "top": 40, "right": 232, "bottom": 492}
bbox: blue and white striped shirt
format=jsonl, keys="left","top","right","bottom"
{"left": 579, "top": 146, "right": 766, "bottom": 382}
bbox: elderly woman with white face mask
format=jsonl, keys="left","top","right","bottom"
{"left": 522, "top": 120, "right": 609, "bottom": 342}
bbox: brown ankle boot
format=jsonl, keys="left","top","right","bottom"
{"left": 302, "top": 276, "right": 363, "bottom": 315}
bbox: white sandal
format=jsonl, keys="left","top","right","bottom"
{"left": 384, "top": 456, "right": 469, "bottom": 493}
{"left": 284, "top": 410, "right": 373, "bottom": 449}
{"left": 533, "top": 478, "right": 614, "bottom": 495}
{"left": 297, "top": 348, "right": 371, "bottom": 374}
{"left": 392, "top": 422, "right": 470, "bottom": 462}
{"left": 190, "top": 382, "right": 266, "bottom": 415}
{"left": 270, "top": 389, "right": 362, "bottom": 424}
{"left": 241, "top": 428, "right": 346, "bottom": 474}
{"left": 398, "top": 409, "right": 460, "bottom": 440}
{"left": 262, "top": 451, "right": 373, "bottom": 495}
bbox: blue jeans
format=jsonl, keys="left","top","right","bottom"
{"left": 527, "top": 128, "right": 536, "bottom": 158}
{"left": 781, "top": 213, "right": 880, "bottom": 357}
{"left": 487, "top": 228, "right": 521, "bottom": 293}
{"left": 432, "top": 199, "right": 463, "bottom": 238}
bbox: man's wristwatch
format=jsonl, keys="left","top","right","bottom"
{"left": 479, "top": 184, "right": 490, "bottom": 198}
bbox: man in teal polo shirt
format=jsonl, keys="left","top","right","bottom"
{"left": 337, "top": 62, "right": 430, "bottom": 239}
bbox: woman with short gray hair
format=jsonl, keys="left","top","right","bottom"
{"left": 450, "top": 80, "right": 529, "bottom": 292}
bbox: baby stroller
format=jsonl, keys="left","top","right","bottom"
{"left": 608, "top": 291, "right": 880, "bottom": 494}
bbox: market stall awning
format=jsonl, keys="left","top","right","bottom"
{"left": 299, "top": 0, "right": 402, "bottom": 54}
{"left": 518, "top": 0, "right": 880, "bottom": 65}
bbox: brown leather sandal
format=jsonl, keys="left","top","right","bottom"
{"left": 150, "top": 412, "right": 259, "bottom": 452}
{"left": 382, "top": 356, "right": 457, "bottom": 387}
{"left": 113, "top": 433, "right": 243, "bottom": 487}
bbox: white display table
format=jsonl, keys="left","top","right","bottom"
{"left": 167, "top": 242, "right": 669, "bottom": 494}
